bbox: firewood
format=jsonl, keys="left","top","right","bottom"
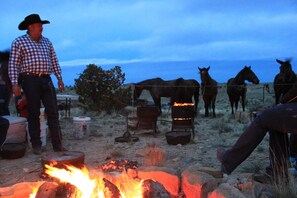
{"left": 55, "top": 183, "right": 81, "bottom": 198}
{"left": 103, "top": 178, "right": 121, "bottom": 198}
{"left": 35, "top": 182, "right": 58, "bottom": 198}
{"left": 141, "top": 179, "right": 171, "bottom": 198}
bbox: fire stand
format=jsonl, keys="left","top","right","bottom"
{"left": 171, "top": 103, "right": 195, "bottom": 139}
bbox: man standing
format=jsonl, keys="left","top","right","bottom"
{"left": 8, "top": 14, "right": 65, "bottom": 154}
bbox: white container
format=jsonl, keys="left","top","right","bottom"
{"left": 40, "top": 120, "right": 47, "bottom": 146}
{"left": 2, "top": 116, "right": 27, "bottom": 143}
{"left": 73, "top": 116, "right": 91, "bottom": 139}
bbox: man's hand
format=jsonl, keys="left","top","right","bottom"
{"left": 12, "top": 84, "right": 21, "bottom": 97}
{"left": 58, "top": 79, "right": 64, "bottom": 93}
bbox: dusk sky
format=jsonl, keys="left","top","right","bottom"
{"left": 1, "top": 0, "right": 297, "bottom": 84}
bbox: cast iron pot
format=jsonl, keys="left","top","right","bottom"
{"left": 41, "top": 151, "right": 85, "bottom": 174}
{"left": 165, "top": 131, "right": 191, "bottom": 145}
{"left": 0, "top": 143, "right": 26, "bottom": 159}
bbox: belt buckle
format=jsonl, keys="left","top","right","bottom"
{"left": 39, "top": 73, "right": 42, "bottom": 77}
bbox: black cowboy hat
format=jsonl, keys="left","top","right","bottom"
{"left": 18, "top": 14, "right": 50, "bottom": 30}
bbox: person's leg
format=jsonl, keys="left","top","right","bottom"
{"left": 0, "top": 116, "right": 9, "bottom": 145}
{"left": 22, "top": 76, "right": 42, "bottom": 149}
{"left": 40, "top": 77, "right": 63, "bottom": 151}
{"left": 221, "top": 103, "right": 297, "bottom": 174}
{"left": 220, "top": 119, "right": 268, "bottom": 174}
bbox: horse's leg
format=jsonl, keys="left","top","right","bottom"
{"left": 242, "top": 96, "right": 245, "bottom": 112}
{"left": 228, "top": 95, "right": 234, "bottom": 114}
{"left": 194, "top": 94, "right": 199, "bottom": 116}
{"left": 242, "top": 92, "right": 247, "bottom": 112}
{"left": 204, "top": 97, "right": 209, "bottom": 117}
{"left": 152, "top": 96, "right": 162, "bottom": 114}
{"left": 235, "top": 99, "right": 238, "bottom": 112}
{"left": 275, "top": 92, "right": 280, "bottom": 104}
{"left": 212, "top": 96, "right": 216, "bottom": 117}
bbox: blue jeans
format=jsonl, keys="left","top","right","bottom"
{"left": 221, "top": 103, "right": 297, "bottom": 176}
{"left": 21, "top": 75, "right": 62, "bottom": 149}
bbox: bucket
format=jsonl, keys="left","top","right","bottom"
{"left": 73, "top": 116, "right": 91, "bottom": 139}
{"left": 2, "top": 116, "right": 27, "bottom": 143}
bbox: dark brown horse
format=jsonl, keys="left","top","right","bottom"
{"left": 133, "top": 77, "right": 200, "bottom": 115}
{"left": 227, "top": 66, "right": 259, "bottom": 114}
{"left": 0, "top": 51, "right": 12, "bottom": 115}
{"left": 273, "top": 59, "right": 296, "bottom": 104}
{"left": 198, "top": 66, "right": 218, "bottom": 117}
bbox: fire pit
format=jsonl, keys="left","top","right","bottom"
{"left": 136, "top": 106, "right": 159, "bottom": 134}
{"left": 171, "top": 102, "right": 195, "bottom": 140}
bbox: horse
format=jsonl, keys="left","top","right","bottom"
{"left": 133, "top": 77, "right": 200, "bottom": 115}
{"left": 0, "top": 51, "right": 12, "bottom": 115}
{"left": 198, "top": 66, "right": 218, "bottom": 117}
{"left": 273, "top": 59, "right": 296, "bottom": 104}
{"left": 227, "top": 66, "right": 260, "bottom": 114}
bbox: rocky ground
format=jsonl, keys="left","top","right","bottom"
{"left": 2, "top": 83, "right": 295, "bottom": 197}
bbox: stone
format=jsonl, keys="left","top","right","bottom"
{"left": 208, "top": 183, "right": 247, "bottom": 198}
{"left": 138, "top": 166, "right": 180, "bottom": 196}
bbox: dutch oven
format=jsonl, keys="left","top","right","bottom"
{"left": 0, "top": 143, "right": 26, "bottom": 159}
{"left": 41, "top": 151, "right": 85, "bottom": 175}
{"left": 165, "top": 131, "right": 191, "bottom": 145}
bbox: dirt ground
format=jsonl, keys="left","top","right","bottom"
{"left": 0, "top": 84, "right": 273, "bottom": 188}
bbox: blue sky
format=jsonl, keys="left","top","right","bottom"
{"left": 1, "top": 0, "right": 297, "bottom": 85}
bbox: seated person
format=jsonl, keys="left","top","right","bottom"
{"left": 0, "top": 116, "right": 9, "bottom": 146}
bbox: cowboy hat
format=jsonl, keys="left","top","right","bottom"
{"left": 18, "top": 14, "right": 50, "bottom": 30}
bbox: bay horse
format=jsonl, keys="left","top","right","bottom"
{"left": 133, "top": 77, "right": 200, "bottom": 115}
{"left": 198, "top": 66, "right": 218, "bottom": 117}
{"left": 0, "top": 51, "right": 12, "bottom": 115}
{"left": 273, "top": 59, "right": 296, "bottom": 104}
{"left": 227, "top": 66, "right": 259, "bottom": 114}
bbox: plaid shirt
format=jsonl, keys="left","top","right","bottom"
{"left": 8, "top": 33, "right": 62, "bottom": 85}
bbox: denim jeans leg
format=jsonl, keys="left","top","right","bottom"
{"left": 22, "top": 76, "right": 42, "bottom": 148}
{"left": 40, "top": 77, "right": 62, "bottom": 148}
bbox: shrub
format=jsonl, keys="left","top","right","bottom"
{"left": 74, "top": 64, "right": 131, "bottom": 113}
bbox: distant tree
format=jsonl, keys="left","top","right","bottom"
{"left": 74, "top": 64, "right": 131, "bottom": 113}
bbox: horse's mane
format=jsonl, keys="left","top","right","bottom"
{"left": 233, "top": 66, "right": 250, "bottom": 84}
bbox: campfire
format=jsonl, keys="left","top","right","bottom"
{"left": 26, "top": 160, "right": 171, "bottom": 198}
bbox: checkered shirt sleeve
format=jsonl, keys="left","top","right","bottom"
{"left": 8, "top": 34, "right": 62, "bottom": 85}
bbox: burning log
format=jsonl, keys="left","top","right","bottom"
{"left": 55, "top": 182, "right": 82, "bottom": 198}
{"left": 102, "top": 178, "right": 121, "bottom": 198}
{"left": 35, "top": 182, "right": 81, "bottom": 198}
{"left": 35, "top": 182, "right": 58, "bottom": 198}
{"left": 100, "top": 159, "right": 139, "bottom": 172}
{"left": 141, "top": 179, "right": 171, "bottom": 198}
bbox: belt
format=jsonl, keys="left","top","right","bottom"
{"left": 20, "top": 72, "right": 50, "bottom": 77}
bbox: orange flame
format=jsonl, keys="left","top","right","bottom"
{"left": 173, "top": 102, "right": 194, "bottom": 106}
{"left": 32, "top": 164, "right": 144, "bottom": 198}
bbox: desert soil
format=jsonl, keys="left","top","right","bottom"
{"left": 0, "top": 84, "right": 273, "bottom": 188}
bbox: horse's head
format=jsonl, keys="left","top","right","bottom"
{"left": 198, "top": 66, "right": 210, "bottom": 83}
{"left": 276, "top": 59, "right": 295, "bottom": 82}
{"left": 242, "top": 66, "right": 259, "bottom": 84}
